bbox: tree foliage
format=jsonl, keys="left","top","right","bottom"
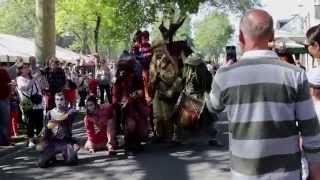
{"left": 145, "top": 0, "right": 260, "bottom": 16}
{"left": 56, "top": 0, "right": 157, "bottom": 54}
{"left": 0, "top": 0, "right": 259, "bottom": 57}
{"left": 0, "top": 0, "right": 35, "bottom": 37}
{"left": 194, "top": 12, "right": 233, "bottom": 61}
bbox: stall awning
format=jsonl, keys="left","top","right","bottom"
{"left": 0, "top": 33, "right": 81, "bottom": 63}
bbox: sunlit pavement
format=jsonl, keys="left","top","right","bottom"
{"left": 0, "top": 115, "right": 230, "bottom": 180}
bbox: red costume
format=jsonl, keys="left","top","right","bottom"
{"left": 63, "top": 89, "right": 77, "bottom": 107}
{"left": 88, "top": 78, "right": 98, "bottom": 95}
{"left": 112, "top": 60, "right": 149, "bottom": 152}
{"left": 84, "top": 104, "right": 116, "bottom": 152}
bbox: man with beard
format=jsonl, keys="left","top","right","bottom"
{"left": 84, "top": 95, "right": 117, "bottom": 155}
{"left": 38, "top": 92, "right": 79, "bottom": 168}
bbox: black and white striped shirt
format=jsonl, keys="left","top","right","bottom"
{"left": 207, "top": 50, "right": 320, "bottom": 180}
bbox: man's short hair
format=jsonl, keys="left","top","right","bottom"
{"left": 240, "top": 9, "right": 274, "bottom": 39}
{"left": 86, "top": 95, "right": 98, "bottom": 105}
{"left": 55, "top": 92, "right": 65, "bottom": 99}
{"left": 29, "top": 56, "right": 36, "bottom": 63}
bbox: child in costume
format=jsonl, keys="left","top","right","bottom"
{"left": 38, "top": 92, "right": 79, "bottom": 168}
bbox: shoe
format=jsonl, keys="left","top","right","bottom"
{"left": 107, "top": 150, "right": 116, "bottom": 156}
{"left": 125, "top": 150, "right": 136, "bottom": 157}
{"left": 168, "top": 140, "right": 183, "bottom": 148}
{"left": 28, "top": 139, "right": 36, "bottom": 148}
{"left": 151, "top": 136, "right": 165, "bottom": 144}
{"left": 208, "top": 139, "right": 224, "bottom": 147}
{"left": 66, "top": 144, "right": 78, "bottom": 165}
{"left": 73, "top": 144, "right": 80, "bottom": 152}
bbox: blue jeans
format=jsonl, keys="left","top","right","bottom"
{"left": 0, "top": 99, "right": 10, "bottom": 145}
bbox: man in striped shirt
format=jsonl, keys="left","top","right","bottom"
{"left": 207, "top": 9, "right": 320, "bottom": 180}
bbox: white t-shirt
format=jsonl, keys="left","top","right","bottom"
{"left": 16, "top": 76, "right": 43, "bottom": 109}
{"left": 314, "top": 99, "right": 320, "bottom": 120}
{"left": 96, "top": 66, "right": 111, "bottom": 85}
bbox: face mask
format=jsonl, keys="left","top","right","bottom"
{"left": 86, "top": 103, "right": 96, "bottom": 114}
{"left": 55, "top": 96, "right": 66, "bottom": 109}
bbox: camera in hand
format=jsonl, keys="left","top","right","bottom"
{"left": 226, "top": 46, "right": 237, "bottom": 63}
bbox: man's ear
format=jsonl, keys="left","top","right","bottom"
{"left": 315, "top": 41, "right": 320, "bottom": 51}
{"left": 310, "top": 88, "right": 315, "bottom": 97}
{"left": 239, "top": 30, "right": 245, "bottom": 51}
{"left": 239, "top": 30, "right": 245, "bottom": 44}
{"left": 269, "top": 31, "right": 275, "bottom": 42}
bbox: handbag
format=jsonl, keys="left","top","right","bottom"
{"left": 30, "top": 83, "right": 42, "bottom": 105}
{"left": 20, "top": 97, "right": 33, "bottom": 112}
{"left": 18, "top": 82, "right": 42, "bottom": 112}
{"left": 177, "top": 93, "right": 204, "bottom": 128}
{"left": 68, "top": 80, "right": 77, "bottom": 90}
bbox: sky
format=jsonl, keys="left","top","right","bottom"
{"left": 189, "top": 0, "right": 318, "bottom": 54}
{"left": 220, "top": 0, "right": 316, "bottom": 45}
{"left": 261, "top": 0, "right": 314, "bottom": 22}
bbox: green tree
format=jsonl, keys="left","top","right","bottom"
{"left": 56, "top": 0, "right": 156, "bottom": 54}
{"left": 150, "top": 16, "right": 192, "bottom": 42}
{"left": 194, "top": 12, "right": 233, "bottom": 62}
{"left": 175, "top": 16, "right": 192, "bottom": 42}
{"left": 136, "top": 0, "right": 260, "bottom": 17}
{"left": 149, "top": 0, "right": 259, "bottom": 44}
{"left": 0, "top": 0, "right": 259, "bottom": 57}
{"left": 0, "top": 0, "right": 35, "bottom": 37}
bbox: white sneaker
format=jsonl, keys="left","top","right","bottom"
{"left": 28, "top": 139, "right": 36, "bottom": 148}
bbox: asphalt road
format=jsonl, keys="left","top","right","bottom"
{"left": 0, "top": 113, "right": 230, "bottom": 180}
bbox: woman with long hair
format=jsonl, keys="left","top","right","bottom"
{"left": 16, "top": 63, "right": 44, "bottom": 147}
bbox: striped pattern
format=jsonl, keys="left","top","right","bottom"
{"left": 207, "top": 51, "right": 320, "bottom": 180}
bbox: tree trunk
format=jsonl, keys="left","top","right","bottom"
{"left": 82, "top": 34, "right": 90, "bottom": 55}
{"left": 35, "top": 0, "right": 56, "bottom": 66}
{"left": 82, "top": 24, "right": 91, "bottom": 55}
{"left": 107, "top": 46, "right": 112, "bottom": 60}
{"left": 94, "top": 15, "right": 101, "bottom": 53}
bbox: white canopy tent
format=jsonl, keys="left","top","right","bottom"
{"left": 0, "top": 33, "right": 81, "bottom": 63}
{"left": 274, "top": 15, "right": 306, "bottom": 45}
{"left": 273, "top": 15, "right": 315, "bottom": 68}
{"left": 273, "top": 15, "right": 308, "bottom": 54}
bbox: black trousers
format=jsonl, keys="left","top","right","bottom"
{"left": 99, "top": 84, "right": 112, "bottom": 104}
{"left": 78, "top": 90, "right": 88, "bottom": 107}
{"left": 199, "top": 105, "right": 218, "bottom": 138}
{"left": 25, "top": 109, "right": 44, "bottom": 138}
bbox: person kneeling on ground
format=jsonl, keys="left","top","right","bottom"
{"left": 84, "top": 95, "right": 117, "bottom": 155}
{"left": 37, "top": 92, "right": 79, "bottom": 168}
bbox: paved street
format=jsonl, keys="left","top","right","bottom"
{"left": 0, "top": 115, "right": 230, "bottom": 180}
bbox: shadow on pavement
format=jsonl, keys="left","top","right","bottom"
{"left": 135, "top": 140, "right": 230, "bottom": 180}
